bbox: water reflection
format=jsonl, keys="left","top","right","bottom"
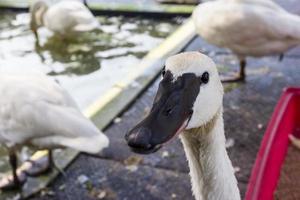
{"left": 35, "top": 16, "right": 180, "bottom": 76}
{"left": 36, "top": 33, "right": 103, "bottom": 75}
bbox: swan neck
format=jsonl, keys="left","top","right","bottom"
{"left": 31, "top": 2, "right": 48, "bottom": 28}
{"left": 180, "top": 110, "right": 240, "bottom": 200}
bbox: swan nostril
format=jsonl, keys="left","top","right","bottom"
{"left": 164, "top": 106, "right": 175, "bottom": 116}
{"left": 165, "top": 108, "right": 172, "bottom": 116}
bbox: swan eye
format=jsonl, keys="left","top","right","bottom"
{"left": 201, "top": 72, "right": 209, "bottom": 84}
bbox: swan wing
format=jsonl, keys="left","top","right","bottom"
{"left": 0, "top": 74, "right": 108, "bottom": 153}
{"left": 27, "top": 100, "right": 109, "bottom": 154}
{"left": 193, "top": 2, "right": 300, "bottom": 56}
{"left": 44, "top": 1, "right": 98, "bottom": 34}
{"left": 229, "top": 0, "right": 286, "bottom": 12}
{"left": 224, "top": 7, "right": 300, "bottom": 44}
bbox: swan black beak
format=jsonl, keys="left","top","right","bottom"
{"left": 125, "top": 71, "right": 202, "bottom": 154}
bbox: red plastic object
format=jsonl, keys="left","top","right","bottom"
{"left": 245, "top": 87, "right": 300, "bottom": 200}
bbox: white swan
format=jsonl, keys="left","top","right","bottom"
{"left": 0, "top": 73, "right": 109, "bottom": 189}
{"left": 192, "top": 0, "right": 300, "bottom": 82}
{"left": 30, "top": 0, "right": 99, "bottom": 42}
{"left": 156, "top": 0, "right": 199, "bottom": 4}
{"left": 126, "top": 51, "right": 240, "bottom": 200}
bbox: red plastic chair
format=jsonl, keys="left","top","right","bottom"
{"left": 245, "top": 87, "right": 300, "bottom": 200}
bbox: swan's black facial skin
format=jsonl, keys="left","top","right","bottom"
{"left": 126, "top": 70, "right": 208, "bottom": 154}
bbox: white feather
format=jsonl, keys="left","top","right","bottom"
{"left": 31, "top": 0, "right": 99, "bottom": 36}
{"left": 0, "top": 73, "right": 108, "bottom": 154}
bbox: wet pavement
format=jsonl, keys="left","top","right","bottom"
{"left": 28, "top": 31, "right": 300, "bottom": 200}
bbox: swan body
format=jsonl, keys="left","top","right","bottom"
{"left": 192, "top": 0, "right": 300, "bottom": 81}
{"left": 0, "top": 73, "right": 108, "bottom": 189}
{"left": 0, "top": 73, "right": 108, "bottom": 153}
{"left": 126, "top": 52, "right": 240, "bottom": 200}
{"left": 30, "top": 0, "right": 99, "bottom": 39}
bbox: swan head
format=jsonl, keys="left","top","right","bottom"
{"left": 125, "top": 52, "right": 223, "bottom": 154}
{"left": 30, "top": 0, "right": 49, "bottom": 34}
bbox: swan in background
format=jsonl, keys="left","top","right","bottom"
{"left": 0, "top": 73, "right": 109, "bottom": 190}
{"left": 30, "top": 0, "right": 99, "bottom": 43}
{"left": 126, "top": 52, "right": 240, "bottom": 200}
{"left": 192, "top": 0, "right": 300, "bottom": 82}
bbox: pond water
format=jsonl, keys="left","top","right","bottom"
{"left": 0, "top": 11, "right": 181, "bottom": 173}
{"left": 0, "top": 11, "right": 181, "bottom": 108}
